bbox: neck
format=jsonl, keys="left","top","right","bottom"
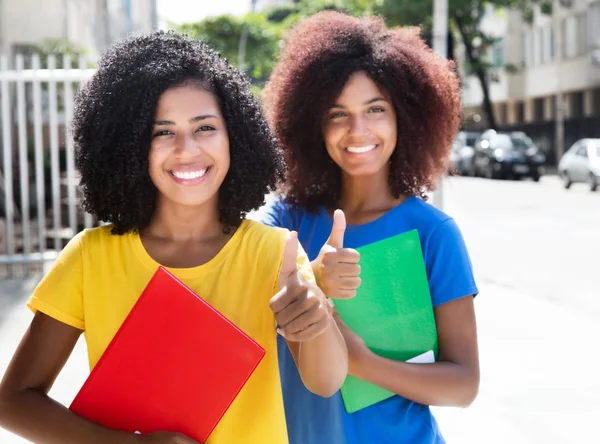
{"left": 338, "top": 167, "right": 400, "bottom": 214}
{"left": 143, "top": 197, "right": 223, "bottom": 243}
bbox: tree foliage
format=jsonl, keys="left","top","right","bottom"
{"left": 174, "top": 0, "right": 549, "bottom": 128}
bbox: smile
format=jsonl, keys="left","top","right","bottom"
{"left": 346, "top": 144, "right": 377, "bottom": 154}
{"left": 169, "top": 168, "right": 209, "bottom": 180}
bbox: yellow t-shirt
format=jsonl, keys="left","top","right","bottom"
{"left": 28, "top": 219, "right": 312, "bottom": 444}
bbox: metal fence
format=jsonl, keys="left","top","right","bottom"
{"left": 0, "top": 54, "right": 97, "bottom": 275}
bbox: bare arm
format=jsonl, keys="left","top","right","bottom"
{"left": 336, "top": 296, "right": 480, "bottom": 407}
{"left": 284, "top": 294, "right": 347, "bottom": 398}
{"left": 271, "top": 232, "right": 348, "bottom": 398}
{"left": 0, "top": 312, "right": 137, "bottom": 444}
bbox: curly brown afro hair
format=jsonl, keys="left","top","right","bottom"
{"left": 74, "top": 31, "right": 284, "bottom": 235}
{"left": 263, "top": 11, "right": 461, "bottom": 210}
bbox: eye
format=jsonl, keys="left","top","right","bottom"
{"left": 196, "top": 125, "right": 216, "bottom": 132}
{"left": 152, "top": 129, "right": 173, "bottom": 138}
{"left": 329, "top": 111, "right": 347, "bottom": 120}
{"left": 368, "top": 106, "right": 385, "bottom": 113}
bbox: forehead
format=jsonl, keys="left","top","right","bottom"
{"left": 335, "top": 71, "right": 385, "bottom": 103}
{"left": 155, "top": 83, "right": 221, "bottom": 116}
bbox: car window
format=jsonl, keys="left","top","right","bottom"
{"left": 576, "top": 145, "right": 588, "bottom": 157}
{"left": 493, "top": 134, "right": 514, "bottom": 150}
{"left": 567, "top": 142, "right": 579, "bottom": 153}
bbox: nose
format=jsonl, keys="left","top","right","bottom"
{"left": 174, "top": 133, "right": 200, "bottom": 157}
{"left": 348, "top": 115, "right": 369, "bottom": 137}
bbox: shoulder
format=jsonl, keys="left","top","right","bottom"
{"left": 240, "top": 219, "right": 288, "bottom": 253}
{"left": 254, "top": 195, "right": 311, "bottom": 230}
{"left": 74, "top": 224, "right": 130, "bottom": 254}
{"left": 400, "top": 196, "right": 465, "bottom": 242}
{"left": 404, "top": 196, "right": 452, "bottom": 227}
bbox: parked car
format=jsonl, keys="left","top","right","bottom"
{"left": 450, "top": 131, "right": 478, "bottom": 176}
{"left": 558, "top": 139, "right": 600, "bottom": 191}
{"left": 473, "top": 130, "right": 546, "bottom": 181}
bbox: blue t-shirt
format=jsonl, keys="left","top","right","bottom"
{"left": 260, "top": 195, "right": 479, "bottom": 444}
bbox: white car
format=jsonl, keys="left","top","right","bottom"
{"left": 558, "top": 139, "right": 600, "bottom": 191}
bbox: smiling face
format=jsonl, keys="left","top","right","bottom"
{"left": 148, "top": 81, "right": 230, "bottom": 211}
{"left": 321, "top": 71, "right": 398, "bottom": 178}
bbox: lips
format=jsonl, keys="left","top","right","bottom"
{"left": 168, "top": 164, "right": 212, "bottom": 184}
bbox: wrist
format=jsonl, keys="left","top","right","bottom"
{"left": 348, "top": 345, "right": 374, "bottom": 378}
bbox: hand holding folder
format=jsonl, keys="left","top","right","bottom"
{"left": 333, "top": 229, "right": 439, "bottom": 413}
{"left": 69, "top": 267, "right": 265, "bottom": 443}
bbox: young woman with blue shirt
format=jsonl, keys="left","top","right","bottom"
{"left": 261, "top": 11, "right": 480, "bottom": 444}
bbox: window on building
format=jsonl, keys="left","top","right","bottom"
{"left": 525, "top": 30, "right": 534, "bottom": 66}
{"left": 517, "top": 101, "right": 525, "bottom": 123}
{"left": 564, "top": 14, "right": 588, "bottom": 58}
{"left": 593, "top": 88, "right": 600, "bottom": 116}
{"left": 533, "top": 27, "right": 542, "bottom": 65}
{"left": 491, "top": 39, "right": 505, "bottom": 69}
{"left": 577, "top": 14, "right": 587, "bottom": 54}
{"left": 500, "top": 103, "right": 508, "bottom": 124}
{"left": 564, "top": 17, "right": 578, "bottom": 58}
{"left": 571, "top": 91, "right": 584, "bottom": 118}
{"left": 542, "top": 26, "right": 554, "bottom": 63}
{"left": 590, "top": 2, "right": 600, "bottom": 50}
{"left": 534, "top": 98, "right": 545, "bottom": 121}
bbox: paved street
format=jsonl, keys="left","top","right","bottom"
{"left": 1, "top": 174, "right": 598, "bottom": 443}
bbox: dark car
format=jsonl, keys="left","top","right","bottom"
{"left": 473, "top": 130, "right": 546, "bottom": 181}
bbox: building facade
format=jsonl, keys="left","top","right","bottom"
{"left": 0, "top": 0, "right": 158, "bottom": 63}
{"left": 461, "top": 0, "right": 600, "bottom": 164}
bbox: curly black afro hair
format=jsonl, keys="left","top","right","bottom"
{"left": 73, "top": 31, "right": 285, "bottom": 234}
{"left": 263, "top": 11, "right": 461, "bottom": 210}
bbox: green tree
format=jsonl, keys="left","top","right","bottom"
{"left": 178, "top": 14, "right": 281, "bottom": 86}
{"left": 175, "top": 0, "right": 381, "bottom": 85}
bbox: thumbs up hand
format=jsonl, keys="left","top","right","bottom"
{"left": 313, "top": 210, "right": 361, "bottom": 299}
{"left": 270, "top": 231, "right": 332, "bottom": 342}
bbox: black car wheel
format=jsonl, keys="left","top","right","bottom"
{"left": 590, "top": 174, "right": 598, "bottom": 192}
{"left": 562, "top": 171, "right": 572, "bottom": 189}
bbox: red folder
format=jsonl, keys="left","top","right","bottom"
{"left": 69, "top": 266, "right": 265, "bottom": 443}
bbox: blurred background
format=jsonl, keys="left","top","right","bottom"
{"left": 1, "top": 1, "right": 598, "bottom": 443}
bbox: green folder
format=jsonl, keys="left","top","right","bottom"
{"left": 333, "top": 229, "right": 439, "bottom": 414}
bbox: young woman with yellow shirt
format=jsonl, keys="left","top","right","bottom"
{"left": 0, "top": 31, "right": 347, "bottom": 444}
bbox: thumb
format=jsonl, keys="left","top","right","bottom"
{"left": 278, "top": 231, "right": 299, "bottom": 290}
{"left": 326, "top": 209, "right": 346, "bottom": 249}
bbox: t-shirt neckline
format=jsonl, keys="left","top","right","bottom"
{"left": 129, "top": 219, "right": 250, "bottom": 277}
{"left": 317, "top": 195, "right": 417, "bottom": 232}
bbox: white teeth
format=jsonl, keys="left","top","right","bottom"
{"left": 346, "top": 145, "right": 377, "bottom": 153}
{"left": 171, "top": 169, "right": 208, "bottom": 180}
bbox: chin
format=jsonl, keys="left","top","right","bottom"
{"left": 342, "top": 165, "right": 386, "bottom": 177}
{"left": 158, "top": 191, "right": 217, "bottom": 209}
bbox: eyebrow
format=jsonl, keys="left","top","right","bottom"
{"left": 154, "top": 114, "right": 217, "bottom": 125}
{"left": 330, "top": 97, "right": 387, "bottom": 109}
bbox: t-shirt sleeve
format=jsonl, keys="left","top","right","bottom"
{"left": 425, "top": 218, "right": 479, "bottom": 308}
{"left": 296, "top": 242, "right": 316, "bottom": 285}
{"left": 27, "top": 231, "right": 86, "bottom": 330}
{"left": 258, "top": 197, "right": 296, "bottom": 231}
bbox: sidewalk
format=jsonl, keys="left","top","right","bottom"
{"left": 434, "top": 280, "right": 598, "bottom": 443}
{"left": 0, "top": 274, "right": 89, "bottom": 444}
{"left": 1, "top": 273, "right": 597, "bottom": 443}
